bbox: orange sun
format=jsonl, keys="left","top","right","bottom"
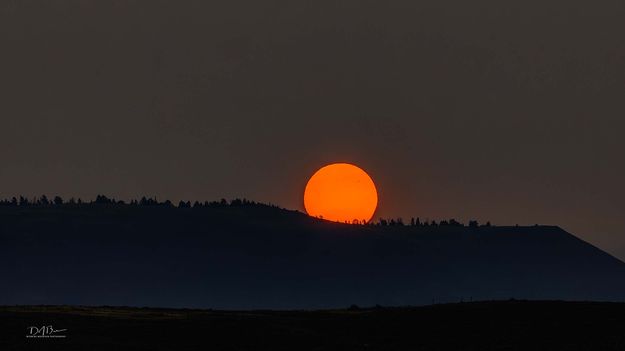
{"left": 304, "top": 163, "right": 378, "bottom": 223}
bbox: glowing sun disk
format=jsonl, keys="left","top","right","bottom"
{"left": 304, "top": 163, "right": 378, "bottom": 223}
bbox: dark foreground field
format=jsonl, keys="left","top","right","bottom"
{"left": 2, "top": 301, "right": 625, "bottom": 350}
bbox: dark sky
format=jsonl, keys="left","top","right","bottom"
{"left": 1, "top": 0, "right": 624, "bottom": 260}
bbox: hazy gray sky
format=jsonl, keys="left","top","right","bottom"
{"left": 1, "top": 0, "right": 624, "bottom": 259}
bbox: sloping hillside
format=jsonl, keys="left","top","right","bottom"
{"left": 1, "top": 203, "right": 624, "bottom": 308}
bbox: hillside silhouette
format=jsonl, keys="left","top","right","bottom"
{"left": 2, "top": 196, "right": 625, "bottom": 309}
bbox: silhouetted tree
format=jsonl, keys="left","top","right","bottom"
{"left": 449, "top": 219, "right": 462, "bottom": 227}
{"left": 39, "top": 195, "right": 49, "bottom": 205}
{"left": 242, "top": 198, "right": 253, "bottom": 206}
{"left": 53, "top": 196, "right": 63, "bottom": 205}
{"left": 469, "top": 220, "right": 479, "bottom": 228}
{"left": 95, "top": 195, "right": 113, "bottom": 204}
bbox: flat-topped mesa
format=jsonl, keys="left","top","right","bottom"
{"left": 2, "top": 204, "right": 624, "bottom": 309}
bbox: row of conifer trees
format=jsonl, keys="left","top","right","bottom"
{"left": 0, "top": 195, "right": 273, "bottom": 209}
{"left": 1, "top": 195, "right": 489, "bottom": 227}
